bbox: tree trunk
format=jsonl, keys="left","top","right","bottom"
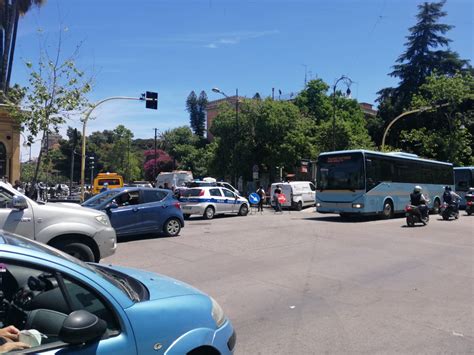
{"left": 32, "top": 129, "right": 46, "bottom": 188}
{"left": 0, "top": 0, "right": 16, "bottom": 96}
{"left": 5, "top": 4, "right": 19, "bottom": 92}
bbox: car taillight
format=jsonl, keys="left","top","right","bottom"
{"left": 199, "top": 189, "right": 204, "bottom": 196}
{"left": 173, "top": 202, "right": 181, "bottom": 209}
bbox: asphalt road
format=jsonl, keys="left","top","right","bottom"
{"left": 104, "top": 207, "right": 474, "bottom": 354}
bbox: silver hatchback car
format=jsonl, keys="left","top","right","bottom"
{"left": 179, "top": 186, "right": 249, "bottom": 219}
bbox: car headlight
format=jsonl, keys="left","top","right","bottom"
{"left": 95, "top": 215, "right": 109, "bottom": 226}
{"left": 352, "top": 203, "right": 364, "bottom": 209}
{"left": 210, "top": 297, "right": 226, "bottom": 328}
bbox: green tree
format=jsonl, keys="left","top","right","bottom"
{"left": 0, "top": 0, "right": 45, "bottom": 99}
{"left": 210, "top": 98, "right": 318, "bottom": 181}
{"left": 186, "top": 91, "right": 199, "bottom": 135}
{"left": 376, "top": 1, "right": 471, "bottom": 147}
{"left": 399, "top": 72, "right": 474, "bottom": 165}
{"left": 196, "top": 90, "right": 208, "bottom": 138}
{"left": 10, "top": 35, "right": 92, "bottom": 186}
{"left": 294, "top": 79, "right": 375, "bottom": 152}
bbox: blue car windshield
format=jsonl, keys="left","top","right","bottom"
{"left": 82, "top": 190, "right": 121, "bottom": 207}
{"left": 0, "top": 232, "right": 143, "bottom": 301}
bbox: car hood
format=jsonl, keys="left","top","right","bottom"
{"left": 109, "top": 265, "right": 204, "bottom": 301}
{"left": 41, "top": 202, "right": 106, "bottom": 217}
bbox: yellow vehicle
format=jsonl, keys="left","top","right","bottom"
{"left": 93, "top": 172, "right": 124, "bottom": 195}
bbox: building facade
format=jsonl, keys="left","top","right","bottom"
{"left": 0, "top": 106, "right": 20, "bottom": 182}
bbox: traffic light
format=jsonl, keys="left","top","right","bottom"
{"left": 145, "top": 91, "right": 158, "bottom": 110}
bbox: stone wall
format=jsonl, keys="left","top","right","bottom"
{"left": 0, "top": 106, "right": 21, "bottom": 183}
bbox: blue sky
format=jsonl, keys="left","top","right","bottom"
{"left": 12, "top": 0, "right": 473, "bottom": 159}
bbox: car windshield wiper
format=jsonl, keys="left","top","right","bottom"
{"left": 94, "top": 267, "right": 140, "bottom": 301}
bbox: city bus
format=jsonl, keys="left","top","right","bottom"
{"left": 315, "top": 150, "right": 454, "bottom": 218}
{"left": 454, "top": 166, "right": 474, "bottom": 208}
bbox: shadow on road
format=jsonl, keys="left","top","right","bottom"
{"left": 302, "top": 214, "right": 405, "bottom": 223}
{"left": 117, "top": 233, "right": 176, "bottom": 244}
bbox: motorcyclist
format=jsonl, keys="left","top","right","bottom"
{"left": 442, "top": 186, "right": 461, "bottom": 213}
{"left": 410, "top": 185, "right": 428, "bottom": 219}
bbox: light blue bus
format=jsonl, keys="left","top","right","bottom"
{"left": 315, "top": 150, "right": 454, "bottom": 218}
{"left": 454, "top": 166, "right": 474, "bottom": 208}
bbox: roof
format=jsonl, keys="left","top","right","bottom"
{"left": 318, "top": 149, "right": 453, "bottom": 166}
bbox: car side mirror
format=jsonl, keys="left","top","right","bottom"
{"left": 59, "top": 310, "right": 106, "bottom": 345}
{"left": 12, "top": 195, "right": 28, "bottom": 210}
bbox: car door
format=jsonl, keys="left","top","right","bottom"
{"left": 107, "top": 192, "right": 139, "bottom": 236}
{"left": 222, "top": 188, "right": 238, "bottom": 213}
{"left": 140, "top": 189, "right": 169, "bottom": 232}
{"left": 3, "top": 259, "right": 137, "bottom": 355}
{"left": 0, "top": 187, "right": 35, "bottom": 238}
{"left": 209, "top": 188, "right": 224, "bottom": 214}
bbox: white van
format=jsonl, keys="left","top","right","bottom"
{"left": 270, "top": 181, "right": 316, "bottom": 210}
{"left": 156, "top": 171, "right": 193, "bottom": 189}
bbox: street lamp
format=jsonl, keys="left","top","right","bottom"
{"left": 332, "top": 75, "right": 353, "bottom": 151}
{"left": 212, "top": 87, "right": 239, "bottom": 186}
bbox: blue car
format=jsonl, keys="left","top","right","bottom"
{"left": 82, "top": 188, "right": 184, "bottom": 237}
{"left": 0, "top": 231, "right": 236, "bottom": 354}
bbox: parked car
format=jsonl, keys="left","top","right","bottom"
{"left": 0, "top": 231, "right": 236, "bottom": 354}
{"left": 270, "top": 181, "right": 316, "bottom": 210}
{"left": 179, "top": 186, "right": 249, "bottom": 219}
{"left": 185, "top": 180, "right": 241, "bottom": 196}
{"left": 82, "top": 187, "right": 184, "bottom": 237}
{"left": 127, "top": 181, "right": 153, "bottom": 188}
{"left": 0, "top": 181, "right": 116, "bottom": 262}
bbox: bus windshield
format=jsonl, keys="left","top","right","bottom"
{"left": 317, "top": 153, "right": 365, "bottom": 191}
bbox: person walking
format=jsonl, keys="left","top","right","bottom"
{"left": 256, "top": 185, "right": 266, "bottom": 212}
{"left": 273, "top": 185, "right": 283, "bottom": 213}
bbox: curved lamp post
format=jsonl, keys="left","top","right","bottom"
{"left": 80, "top": 96, "right": 142, "bottom": 201}
{"left": 380, "top": 104, "right": 448, "bottom": 150}
{"left": 332, "top": 75, "right": 353, "bottom": 151}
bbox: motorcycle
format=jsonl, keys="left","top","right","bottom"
{"left": 440, "top": 202, "right": 459, "bottom": 220}
{"left": 466, "top": 200, "right": 473, "bottom": 215}
{"left": 405, "top": 205, "right": 429, "bottom": 226}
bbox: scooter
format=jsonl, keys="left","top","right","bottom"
{"left": 405, "top": 205, "right": 429, "bottom": 226}
{"left": 466, "top": 200, "right": 473, "bottom": 215}
{"left": 440, "top": 202, "right": 459, "bottom": 220}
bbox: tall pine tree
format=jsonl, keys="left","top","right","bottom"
{"left": 196, "top": 90, "right": 208, "bottom": 138}
{"left": 376, "top": 0, "right": 470, "bottom": 134}
{"left": 186, "top": 91, "right": 199, "bottom": 135}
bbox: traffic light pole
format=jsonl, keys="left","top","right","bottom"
{"left": 80, "top": 95, "right": 155, "bottom": 201}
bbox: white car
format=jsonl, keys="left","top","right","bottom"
{"left": 0, "top": 181, "right": 116, "bottom": 262}
{"left": 179, "top": 186, "right": 249, "bottom": 219}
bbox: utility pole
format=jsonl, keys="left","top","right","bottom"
{"left": 69, "top": 128, "right": 77, "bottom": 193}
{"left": 153, "top": 128, "right": 158, "bottom": 180}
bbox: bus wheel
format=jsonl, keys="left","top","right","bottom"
{"left": 431, "top": 199, "right": 440, "bottom": 214}
{"left": 382, "top": 201, "right": 394, "bottom": 219}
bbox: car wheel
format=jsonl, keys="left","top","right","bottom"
{"left": 203, "top": 206, "right": 215, "bottom": 219}
{"left": 238, "top": 204, "right": 249, "bottom": 216}
{"left": 56, "top": 242, "right": 95, "bottom": 262}
{"left": 382, "top": 200, "right": 394, "bottom": 219}
{"left": 295, "top": 201, "right": 303, "bottom": 211}
{"left": 164, "top": 218, "right": 181, "bottom": 237}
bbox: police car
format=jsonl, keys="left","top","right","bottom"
{"left": 179, "top": 186, "right": 249, "bottom": 219}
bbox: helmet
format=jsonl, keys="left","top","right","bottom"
{"left": 414, "top": 185, "right": 422, "bottom": 193}
{"left": 444, "top": 185, "right": 451, "bottom": 191}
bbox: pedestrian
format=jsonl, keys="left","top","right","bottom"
{"left": 273, "top": 185, "right": 282, "bottom": 212}
{"left": 100, "top": 182, "right": 109, "bottom": 193}
{"left": 256, "top": 185, "right": 266, "bottom": 212}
